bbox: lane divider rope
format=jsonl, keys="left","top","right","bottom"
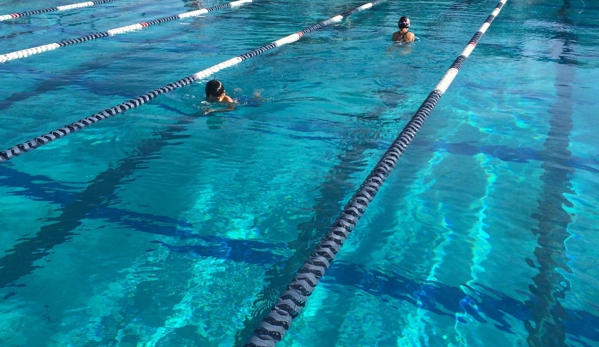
{"left": 0, "top": 0, "right": 252, "bottom": 64}
{"left": 0, "top": 0, "right": 384, "bottom": 164}
{"left": 0, "top": 0, "right": 117, "bottom": 22}
{"left": 243, "top": 1, "right": 508, "bottom": 346}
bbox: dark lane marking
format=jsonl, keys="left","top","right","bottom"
{"left": 0, "top": 164, "right": 288, "bottom": 287}
{"left": 0, "top": 165, "right": 78, "bottom": 204}
{"left": 233, "top": 133, "right": 377, "bottom": 345}
{"left": 232, "top": 88, "right": 406, "bottom": 345}
{"left": 91, "top": 207, "right": 288, "bottom": 250}
{"left": 237, "top": 1, "right": 520, "bottom": 343}
{"left": 0, "top": 110, "right": 196, "bottom": 288}
{"left": 1, "top": 139, "right": 597, "bottom": 344}
{"left": 4, "top": 128, "right": 595, "bottom": 286}
{"left": 155, "top": 240, "right": 283, "bottom": 266}
{"left": 325, "top": 262, "right": 599, "bottom": 345}
{"left": 525, "top": 3, "right": 578, "bottom": 346}
{"left": 417, "top": 140, "right": 599, "bottom": 173}
{"left": 159, "top": 240, "right": 599, "bottom": 343}
{"left": 5, "top": 135, "right": 596, "bottom": 230}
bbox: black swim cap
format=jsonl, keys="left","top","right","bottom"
{"left": 398, "top": 16, "right": 410, "bottom": 29}
{"left": 205, "top": 79, "right": 225, "bottom": 98}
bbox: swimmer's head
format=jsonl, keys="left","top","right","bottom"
{"left": 205, "top": 79, "right": 225, "bottom": 98}
{"left": 398, "top": 16, "right": 410, "bottom": 29}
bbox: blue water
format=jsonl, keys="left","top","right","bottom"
{"left": 1, "top": 0, "right": 598, "bottom": 346}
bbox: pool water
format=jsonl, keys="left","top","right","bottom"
{"left": 1, "top": 0, "right": 598, "bottom": 346}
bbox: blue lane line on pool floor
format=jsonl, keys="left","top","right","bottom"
{"left": 0, "top": 161, "right": 599, "bottom": 341}
{"left": 416, "top": 140, "right": 599, "bottom": 173}
{"left": 1, "top": 165, "right": 598, "bottom": 344}
{"left": 2, "top": 136, "right": 598, "bottom": 288}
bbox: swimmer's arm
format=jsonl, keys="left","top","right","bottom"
{"left": 204, "top": 97, "right": 235, "bottom": 114}
{"left": 204, "top": 105, "right": 234, "bottom": 114}
{"left": 406, "top": 32, "right": 415, "bottom": 42}
{"left": 223, "top": 102, "right": 235, "bottom": 111}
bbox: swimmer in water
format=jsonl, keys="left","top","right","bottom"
{"left": 204, "top": 79, "right": 235, "bottom": 114}
{"left": 392, "top": 16, "right": 415, "bottom": 43}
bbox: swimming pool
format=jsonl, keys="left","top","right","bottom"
{"left": 0, "top": 0, "right": 598, "bottom": 345}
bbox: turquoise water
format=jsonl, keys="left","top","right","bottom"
{"left": 1, "top": 0, "right": 598, "bottom": 346}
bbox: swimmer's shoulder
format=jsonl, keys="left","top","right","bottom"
{"left": 391, "top": 31, "right": 415, "bottom": 43}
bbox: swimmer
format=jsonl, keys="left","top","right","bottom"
{"left": 392, "top": 16, "right": 415, "bottom": 43}
{"left": 204, "top": 79, "right": 235, "bottom": 114}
